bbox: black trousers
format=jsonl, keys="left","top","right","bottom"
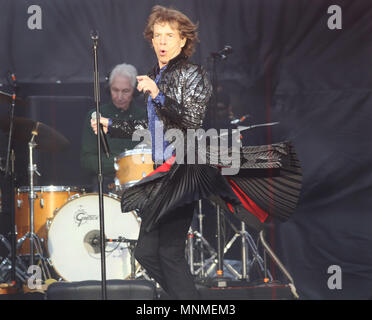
{"left": 134, "top": 202, "right": 199, "bottom": 300}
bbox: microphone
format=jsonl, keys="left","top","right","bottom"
{"left": 91, "top": 111, "right": 110, "bottom": 158}
{"left": 230, "top": 114, "right": 250, "bottom": 125}
{"left": 211, "top": 45, "right": 233, "bottom": 60}
{"left": 90, "top": 30, "right": 99, "bottom": 41}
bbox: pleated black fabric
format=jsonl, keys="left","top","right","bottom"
{"left": 226, "top": 142, "right": 302, "bottom": 225}
{"left": 122, "top": 163, "right": 240, "bottom": 232}
{"left": 121, "top": 141, "right": 302, "bottom": 232}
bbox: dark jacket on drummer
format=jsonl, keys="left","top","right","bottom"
{"left": 80, "top": 63, "right": 147, "bottom": 192}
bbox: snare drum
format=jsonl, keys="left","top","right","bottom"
{"left": 15, "top": 186, "right": 82, "bottom": 254}
{"left": 114, "top": 148, "right": 153, "bottom": 189}
{"left": 47, "top": 193, "right": 141, "bottom": 281}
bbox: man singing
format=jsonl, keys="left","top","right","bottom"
{"left": 92, "top": 5, "right": 302, "bottom": 300}
{"left": 92, "top": 6, "right": 212, "bottom": 299}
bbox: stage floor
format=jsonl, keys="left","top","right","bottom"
{"left": 0, "top": 280, "right": 296, "bottom": 300}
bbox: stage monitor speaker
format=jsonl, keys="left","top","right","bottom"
{"left": 45, "top": 279, "right": 157, "bottom": 300}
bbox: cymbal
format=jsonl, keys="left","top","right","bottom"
{"left": 0, "top": 116, "right": 70, "bottom": 152}
{"left": 0, "top": 90, "right": 28, "bottom": 107}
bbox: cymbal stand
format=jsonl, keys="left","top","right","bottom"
{"left": 28, "top": 130, "right": 38, "bottom": 267}
{"left": 20, "top": 128, "right": 51, "bottom": 280}
{"left": 197, "top": 200, "right": 205, "bottom": 278}
{"left": 202, "top": 205, "right": 241, "bottom": 286}
{"left": 4, "top": 74, "right": 18, "bottom": 283}
{"left": 187, "top": 200, "right": 205, "bottom": 277}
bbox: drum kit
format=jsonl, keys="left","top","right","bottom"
{"left": 0, "top": 91, "right": 154, "bottom": 288}
{"left": 0, "top": 90, "right": 295, "bottom": 297}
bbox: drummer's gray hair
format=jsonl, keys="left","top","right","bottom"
{"left": 109, "top": 63, "right": 138, "bottom": 88}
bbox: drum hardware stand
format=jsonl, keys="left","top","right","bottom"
{"left": 16, "top": 232, "right": 52, "bottom": 282}
{"left": 0, "top": 235, "right": 28, "bottom": 283}
{"left": 11, "top": 126, "right": 52, "bottom": 285}
{"left": 187, "top": 229, "right": 195, "bottom": 275}
{"left": 0, "top": 257, "right": 28, "bottom": 283}
{"left": 189, "top": 229, "right": 243, "bottom": 281}
{"left": 187, "top": 200, "right": 217, "bottom": 278}
{"left": 197, "top": 205, "right": 238, "bottom": 287}
{"left": 188, "top": 206, "right": 273, "bottom": 284}
{"left": 187, "top": 231, "right": 242, "bottom": 281}
{"left": 215, "top": 218, "right": 272, "bottom": 282}
{"left": 197, "top": 200, "right": 205, "bottom": 277}
{"left": 91, "top": 29, "right": 108, "bottom": 300}
{"left": 208, "top": 209, "right": 272, "bottom": 282}
{"left": 258, "top": 230, "right": 299, "bottom": 298}
{"left": 187, "top": 200, "right": 206, "bottom": 277}
{"left": 3, "top": 73, "right": 18, "bottom": 284}
{"left": 106, "top": 237, "right": 137, "bottom": 280}
{"left": 186, "top": 201, "right": 240, "bottom": 280}
{"left": 24, "top": 127, "right": 41, "bottom": 269}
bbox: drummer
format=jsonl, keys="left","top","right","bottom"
{"left": 80, "top": 63, "right": 147, "bottom": 193}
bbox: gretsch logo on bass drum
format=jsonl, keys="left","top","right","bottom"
{"left": 74, "top": 206, "right": 98, "bottom": 227}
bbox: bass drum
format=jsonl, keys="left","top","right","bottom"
{"left": 15, "top": 185, "right": 82, "bottom": 254}
{"left": 47, "top": 193, "right": 140, "bottom": 281}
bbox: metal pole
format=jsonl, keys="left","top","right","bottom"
{"left": 216, "top": 205, "right": 223, "bottom": 277}
{"left": 10, "top": 150, "right": 16, "bottom": 282}
{"left": 91, "top": 31, "right": 107, "bottom": 300}
{"left": 5, "top": 78, "right": 17, "bottom": 283}
{"left": 187, "top": 228, "right": 194, "bottom": 275}
{"left": 240, "top": 222, "right": 248, "bottom": 280}
{"left": 198, "top": 200, "right": 205, "bottom": 278}
{"left": 28, "top": 136, "right": 36, "bottom": 267}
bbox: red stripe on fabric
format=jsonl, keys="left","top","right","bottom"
{"left": 228, "top": 179, "right": 268, "bottom": 223}
{"left": 146, "top": 155, "right": 176, "bottom": 177}
{"left": 227, "top": 202, "right": 234, "bottom": 213}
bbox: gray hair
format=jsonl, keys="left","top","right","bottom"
{"left": 109, "top": 63, "right": 137, "bottom": 88}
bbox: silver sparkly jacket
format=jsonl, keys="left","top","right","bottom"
{"left": 109, "top": 54, "right": 212, "bottom": 138}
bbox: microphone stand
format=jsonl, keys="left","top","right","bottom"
{"left": 209, "top": 50, "right": 231, "bottom": 286}
{"left": 106, "top": 237, "right": 137, "bottom": 279}
{"left": 91, "top": 31, "right": 107, "bottom": 300}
